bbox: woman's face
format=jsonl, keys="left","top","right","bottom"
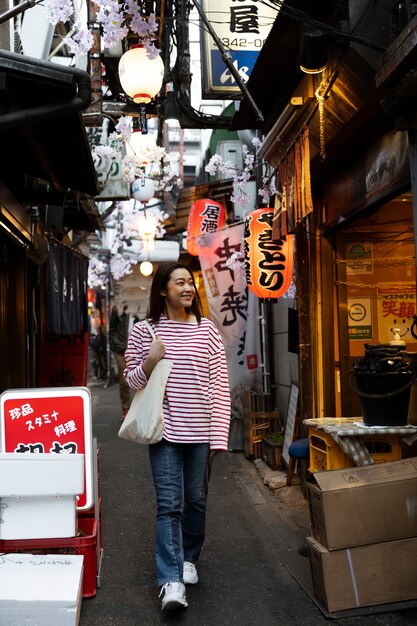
{"left": 162, "top": 268, "right": 196, "bottom": 310}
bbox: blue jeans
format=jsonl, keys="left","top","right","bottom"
{"left": 148, "top": 439, "right": 210, "bottom": 587}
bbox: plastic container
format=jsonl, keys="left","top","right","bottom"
{"left": 309, "top": 430, "right": 352, "bottom": 472}
{"left": 351, "top": 372, "right": 413, "bottom": 426}
{"left": 362, "top": 436, "right": 402, "bottom": 463}
{"left": 0, "top": 517, "right": 98, "bottom": 597}
{"left": 309, "top": 428, "right": 403, "bottom": 472}
{"left": 77, "top": 497, "right": 102, "bottom": 552}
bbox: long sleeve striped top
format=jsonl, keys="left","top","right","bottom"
{"left": 124, "top": 316, "right": 231, "bottom": 450}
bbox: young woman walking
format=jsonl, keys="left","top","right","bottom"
{"left": 124, "top": 262, "right": 231, "bottom": 612}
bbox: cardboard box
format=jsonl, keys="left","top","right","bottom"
{"left": 0, "top": 453, "right": 84, "bottom": 540}
{"left": 307, "top": 457, "right": 417, "bottom": 550}
{"left": 0, "top": 553, "right": 83, "bottom": 625}
{"left": 307, "top": 535, "right": 417, "bottom": 613}
{"left": 0, "top": 517, "right": 98, "bottom": 598}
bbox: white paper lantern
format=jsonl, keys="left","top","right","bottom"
{"left": 132, "top": 177, "right": 155, "bottom": 203}
{"left": 140, "top": 261, "right": 154, "bottom": 276}
{"left": 118, "top": 45, "right": 164, "bottom": 104}
{"left": 126, "top": 130, "right": 157, "bottom": 159}
{"left": 137, "top": 213, "right": 158, "bottom": 252}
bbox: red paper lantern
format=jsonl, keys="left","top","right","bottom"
{"left": 186, "top": 199, "right": 226, "bottom": 256}
{"left": 244, "top": 208, "right": 294, "bottom": 300}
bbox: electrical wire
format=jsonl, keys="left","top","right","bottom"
{"left": 184, "top": 0, "right": 387, "bottom": 52}
{"left": 257, "top": 0, "right": 387, "bottom": 51}
{"left": 166, "top": 0, "right": 388, "bottom": 128}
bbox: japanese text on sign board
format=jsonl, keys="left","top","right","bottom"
{"left": 200, "top": 203, "right": 223, "bottom": 235}
{"left": 229, "top": 0, "right": 260, "bottom": 34}
{"left": 205, "top": 0, "right": 274, "bottom": 49}
{"left": 1, "top": 389, "right": 93, "bottom": 510}
{"left": 201, "top": 0, "right": 276, "bottom": 95}
{"left": 245, "top": 211, "right": 287, "bottom": 292}
{"left": 6, "top": 402, "right": 79, "bottom": 453}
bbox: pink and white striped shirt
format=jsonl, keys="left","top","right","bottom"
{"left": 124, "top": 316, "right": 231, "bottom": 450}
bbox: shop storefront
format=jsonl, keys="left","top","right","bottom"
{"left": 318, "top": 127, "right": 415, "bottom": 417}
{"left": 0, "top": 49, "right": 102, "bottom": 393}
{"left": 229, "top": 2, "right": 417, "bottom": 425}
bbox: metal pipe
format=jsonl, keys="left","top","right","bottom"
{"left": 0, "top": 0, "right": 37, "bottom": 25}
{"left": 260, "top": 301, "right": 271, "bottom": 398}
{"left": 0, "top": 50, "right": 92, "bottom": 129}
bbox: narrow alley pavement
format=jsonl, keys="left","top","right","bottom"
{"left": 79, "top": 380, "right": 417, "bottom": 626}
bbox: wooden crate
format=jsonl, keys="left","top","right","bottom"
{"left": 261, "top": 437, "right": 284, "bottom": 470}
{"left": 244, "top": 411, "right": 281, "bottom": 458}
{"left": 242, "top": 390, "right": 281, "bottom": 458}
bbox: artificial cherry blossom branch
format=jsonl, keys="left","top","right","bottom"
{"left": 44, "top": 0, "right": 160, "bottom": 58}
{"left": 205, "top": 137, "right": 276, "bottom": 208}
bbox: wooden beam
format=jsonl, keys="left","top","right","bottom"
{"left": 376, "top": 14, "right": 417, "bottom": 88}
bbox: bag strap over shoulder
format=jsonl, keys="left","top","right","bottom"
{"left": 143, "top": 319, "right": 156, "bottom": 340}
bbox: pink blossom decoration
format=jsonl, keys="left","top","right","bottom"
{"left": 205, "top": 140, "right": 276, "bottom": 208}
{"left": 64, "top": 21, "right": 94, "bottom": 55}
{"left": 44, "top": 0, "right": 73, "bottom": 24}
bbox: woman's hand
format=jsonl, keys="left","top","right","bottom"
{"left": 148, "top": 336, "right": 166, "bottom": 362}
{"left": 142, "top": 336, "right": 166, "bottom": 379}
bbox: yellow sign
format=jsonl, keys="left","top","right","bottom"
{"left": 377, "top": 284, "right": 417, "bottom": 343}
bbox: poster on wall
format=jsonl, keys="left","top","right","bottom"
{"left": 348, "top": 298, "right": 373, "bottom": 340}
{"left": 377, "top": 284, "right": 417, "bottom": 344}
{"left": 346, "top": 242, "right": 373, "bottom": 274}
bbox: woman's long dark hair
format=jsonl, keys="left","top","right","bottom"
{"left": 147, "top": 262, "right": 203, "bottom": 324}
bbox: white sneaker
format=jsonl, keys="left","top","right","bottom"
{"left": 159, "top": 581, "right": 188, "bottom": 611}
{"left": 183, "top": 561, "right": 198, "bottom": 585}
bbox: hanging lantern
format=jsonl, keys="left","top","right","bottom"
{"left": 186, "top": 198, "right": 226, "bottom": 256}
{"left": 132, "top": 176, "right": 155, "bottom": 204}
{"left": 118, "top": 45, "right": 164, "bottom": 104}
{"left": 137, "top": 213, "right": 158, "bottom": 252}
{"left": 140, "top": 260, "right": 153, "bottom": 276}
{"left": 244, "top": 208, "right": 294, "bottom": 300}
{"left": 126, "top": 130, "right": 157, "bottom": 159}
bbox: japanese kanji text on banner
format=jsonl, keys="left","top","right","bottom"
{"left": 197, "top": 223, "right": 261, "bottom": 450}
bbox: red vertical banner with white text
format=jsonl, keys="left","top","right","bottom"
{"left": 197, "top": 224, "right": 261, "bottom": 450}
{"left": 0, "top": 387, "right": 93, "bottom": 510}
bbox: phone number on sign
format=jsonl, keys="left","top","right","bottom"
{"left": 220, "top": 38, "right": 266, "bottom": 48}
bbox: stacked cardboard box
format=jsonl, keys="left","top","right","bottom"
{"left": 0, "top": 452, "right": 99, "bottom": 598}
{"left": 0, "top": 454, "right": 86, "bottom": 624}
{"left": 0, "top": 553, "right": 83, "bottom": 625}
{"left": 0, "top": 453, "right": 84, "bottom": 540}
{"left": 306, "top": 457, "right": 417, "bottom": 612}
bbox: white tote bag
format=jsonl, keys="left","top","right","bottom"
{"left": 118, "top": 320, "right": 172, "bottom": 445}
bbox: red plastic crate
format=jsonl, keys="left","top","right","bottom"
{"left": 78, "top": 496, "right": 101, "bottom": 518}
{"left": 0, "top": 517, "right": 98, "bottom": 597}
{"left": 78, "top": 497, "right": 102, "bottom": 552}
